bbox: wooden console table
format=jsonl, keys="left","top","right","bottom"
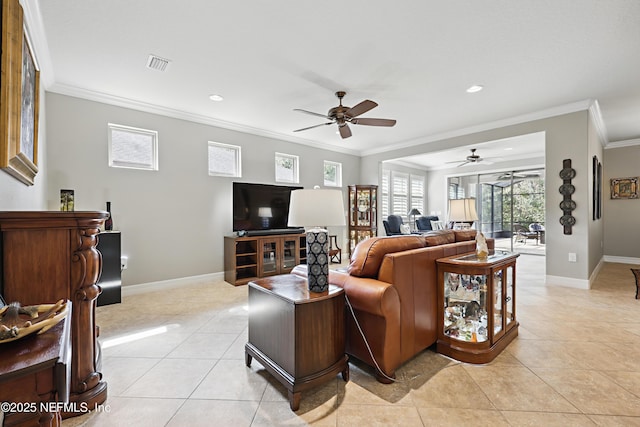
{"left": 0, "top": 308, "right": 71, "bottom": 427}
{"left": 0, "top": 212, "right": 108, "bottom": 415}
{"left": 245, "top": 275, "right": 349, "bottom": 411}
{"left": 224, "top": 233, "right": 307, "bottom": 286}
{"left": 436, "top": 250, "right": 519, "bottom": 364}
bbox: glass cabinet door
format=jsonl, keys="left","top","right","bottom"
{"left": 370, "top": 187, "right": 377, "bottom": 226}
{"left": 506, "top": 266, "right": 514, "bottom": 327}
{"left": 282, "top": 238, "right": 297, "bottom": 271}
{"left": 493, "top": 269, "right": 503, "bottom": 336}
{"left": 349, "top": 190, "right": 356, "bottom": 227}
{"left": 261, "top": 240, "right": 278, "bottom": 275}
{"left": 443, "top": 272, "right": 488, "bottom": 343}
{"left": 356, "top": 188, "right": 371, "bottom": 227}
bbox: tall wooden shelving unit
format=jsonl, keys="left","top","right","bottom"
{"left": 348, "top": 185, "right": 378, "bottom": 257}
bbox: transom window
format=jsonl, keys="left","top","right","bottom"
{"left": 275, "top": 152, "right": 299, "bottom": 183}
{"left": 108, "top": 123, "right": 158, "bottom": 171}
{"left": 208, "top": 141, "right": 242, "bottom": 177}
{"left": 323, "top": 160, "right": 342, "bottom": 187}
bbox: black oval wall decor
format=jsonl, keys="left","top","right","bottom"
{"left": 559, "top": 159, "right": 575, "bottom": 235}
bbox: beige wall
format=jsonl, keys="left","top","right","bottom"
{"left": 46, "top": 94, "right": 360, "bottom": 286}
{"left": 587, "top": 114, "right": 605, "bottom": 274}
{"left": 603, "top": 144, "right": 640, "bottom": 259}
{"left": 361, "top": 110, "right": 603, "bottom": 286}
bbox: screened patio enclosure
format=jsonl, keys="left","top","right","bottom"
{"left": 448, "top": 168, "right": 545, "bottom": 255}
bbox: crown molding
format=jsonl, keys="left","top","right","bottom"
{"left": 361, "top": 100, "right": 594, "bottom": 157}
{"left": 605, "top": 138, "right": 640, "bottom": 149}
{"left": 587, "top": 99, "right": 609, "bottom": 146}
{"left": 47, "top": 83, "right": 361, "bottom": 157}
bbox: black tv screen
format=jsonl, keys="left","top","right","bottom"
{"left": 233, "top": 182, "right": 303, "bottom": 233}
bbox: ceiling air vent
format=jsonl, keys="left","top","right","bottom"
{"left": 146, "top": 54, "right": 171, "bottom": 72}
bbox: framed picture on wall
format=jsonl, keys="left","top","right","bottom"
{"left": 597, "top": 160, "right": 602, "bottom": 218}
{"left": 0, "top": 0, "right": 40, "bottom": 185}
{"left": 610, "top": 177, "right": 639, "bottom": 199}
{"left": 592, "top": 156, "right": 597, "bottom": 220}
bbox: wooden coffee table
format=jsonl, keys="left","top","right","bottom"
{"left": 245, "top": 274, "right": 349, "bottom": 411}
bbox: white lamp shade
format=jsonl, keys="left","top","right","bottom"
{"left": 257, "top": 207, "right": 272, "bottom": 218}
{"left": 448, "top": 198, "right": 479, "bottom": 221}
{"left": 288, "top": 188, "right": 346, "bottom": 227}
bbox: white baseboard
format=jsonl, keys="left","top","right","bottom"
{"left": 122, "top": 272, "right": 224, "bottom": 297}
{"left": 603, "top": 255, "right": 640, "bottom": 265}
{"left": 546, "top": 274, "right": 590, "bottom": 290}
{"left": 589, "top": 257, "right": 605, "bottom": 285}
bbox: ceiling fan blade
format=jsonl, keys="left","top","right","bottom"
{"left": 339, "top": 124, "right": 352, "bottom": 139}
{"left": 351, "top": 118, "right": 396, "bottom": 127}
{"left": 345, "top": 100, "right": 378, "bottom": 118}
{"left": 293, "top": 123, "right": 332, "bottom": 132}
{"left": 293, "top": 108, "right": 330, "bottom": 119}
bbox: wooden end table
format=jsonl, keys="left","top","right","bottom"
{"left": 436, "top": 251, "right": 520, "bottom": 364}
{"left": 245, "top": 274, "right": 349, "bottom": 411}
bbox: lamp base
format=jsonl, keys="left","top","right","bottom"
{"left": 306, "top": 228, "right": 329, "bottom": 292}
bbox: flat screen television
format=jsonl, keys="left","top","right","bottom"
{"left": 233, "top": 182, "right": 304, "bottom": 235}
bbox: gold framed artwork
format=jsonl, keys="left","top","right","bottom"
{"left": 610, "top": 177, "right": 638, "bottom": 200}
{"left": 0, "top": 0, "right": 40, "bottom": 185}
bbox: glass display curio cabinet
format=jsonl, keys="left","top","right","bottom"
{"left": 348, "top": 185, "right": 378, "bottom": 257}
{"left": 436, "top": 250, "right": 519, "bottom": 363}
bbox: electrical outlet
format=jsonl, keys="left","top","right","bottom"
{"left": 568, "top": 253, "right": 577, "bottom": 262}
{"left": 121, "top": 256, "right": 128, "bottom": 270}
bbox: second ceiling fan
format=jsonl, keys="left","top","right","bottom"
{"left": 293, "top": 91, "right": 396, "bottom": 139}
{"left": 447, "top": 148, "right": 494, "bottom": 167}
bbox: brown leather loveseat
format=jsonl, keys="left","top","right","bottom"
{"left": 292, "top": 229, "right": 493, "bottom": 383}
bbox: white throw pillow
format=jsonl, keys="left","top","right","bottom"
{"left": 400, "top": 224, "right": 411, "bottom": 234}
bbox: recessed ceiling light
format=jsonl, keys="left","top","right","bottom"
{"left": 466, "top": 85, "right": 484, "bottom": 93}
{"left": 209, "top": 94, "right": 224, "bottom": 102}
{"left": 504, "top": 147, "right": 513, "bottom": 151}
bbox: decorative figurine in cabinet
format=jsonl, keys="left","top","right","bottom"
{"left": 348, "top": 185, "right": 377, "bottom": 257}
{"left": 436, "top": 251, "right": 519, "bottom": 363}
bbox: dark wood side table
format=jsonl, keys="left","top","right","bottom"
{"left": 436, "top": 251, "right": 519, "bottom": 364}
{"left": 245, "top": 274, "right": 349, "bottom": 411}
{"left": 0, "top": 306, "right": 71, "bottom": 427}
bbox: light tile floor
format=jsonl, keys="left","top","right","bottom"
{"left": 64, "top": 255, "right": 640, "bottom": 426}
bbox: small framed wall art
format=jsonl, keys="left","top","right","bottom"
{"left": 610, "top": 177, "right": 639, "bottom": 199}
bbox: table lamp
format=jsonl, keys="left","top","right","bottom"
{"left": 258, "top": 207, "right": 272, "bottom": 228}
{"left": 288, "top": 187, "right": 346, "bottom": 292}
{"left": 408, "top": 208, "right": 421, "bottom": 231}
{"left": 448, "top": 198, "right": 478, "bottom": 229}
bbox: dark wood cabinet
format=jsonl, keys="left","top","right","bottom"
{"left": 245, "top": 274, "right": 348, "bottom": 411}
{"left": 348, "top": 185, "right": 377, "bottom": 257}
{"left": 0, "top": 211, "right": 108, "bottom": 415}
{"left": 224, "top": 233, "right": 306, "bottom": 286}
{"left": 96, "top": 231, "right": 121, "bottom": 306}
{"left": 436, "top": 250, "right": 519, "bottom": 364}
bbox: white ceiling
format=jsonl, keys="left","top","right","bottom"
{"left": 31, "top": 0, "right": 640, "bottom": 166}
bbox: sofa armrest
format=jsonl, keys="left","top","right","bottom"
{"left": 291, "top": 264, "right": 399, "bottom": 318}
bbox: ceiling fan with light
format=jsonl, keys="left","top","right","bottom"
{"left": 293, "top": 91, "right": 396, "bottom": 139}
{"left": 497, "top": 170, "right": 542, "bottom": 180}
{"left": 446, "top": 148, "right": 493, "bottom": 167}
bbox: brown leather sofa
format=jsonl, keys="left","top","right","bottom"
{"left": 292, "top": 229, "right": 494, "bottom": 383}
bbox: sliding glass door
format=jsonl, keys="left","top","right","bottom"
{"left": 477, "top": 169, "right": 545, "bottom": 255}
{"left": 446, "top": 168, "right": 544, "bottom": 254}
